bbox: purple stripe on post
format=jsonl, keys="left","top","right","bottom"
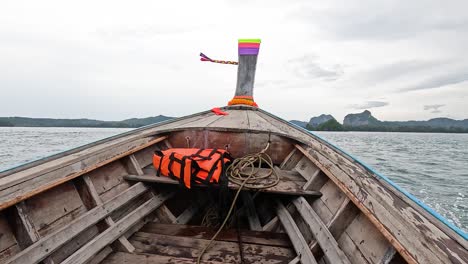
{"left": 239, "top": 47, "right": 259, "bottom": 55}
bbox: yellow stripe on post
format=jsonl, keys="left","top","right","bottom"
{"left": 238, "top": 39, "right": 261, "bottom": 43}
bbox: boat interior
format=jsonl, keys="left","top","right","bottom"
{"left": 1, "top": 106, "right": 466, "bottom": 264}
{"left": 0, "top": 107, "right": 389, "bottom": 264}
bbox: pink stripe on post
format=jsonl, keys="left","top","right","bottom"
{"left": 238, "top": 43, "right": 260, "bottom": 48}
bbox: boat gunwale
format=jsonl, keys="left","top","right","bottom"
{"left": 0, "top": 109, "right": 213, "bottom": 177}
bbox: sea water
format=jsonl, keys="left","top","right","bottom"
{"left": 0, "top": 127, "right": 466, "bottom": 232}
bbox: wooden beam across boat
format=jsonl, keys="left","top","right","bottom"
{"left": 123, "top": 175, "right": 322, "bottom": 197}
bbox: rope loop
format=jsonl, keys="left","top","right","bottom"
{"left": 197, "top": 143, "right": 279, "bottom": 263}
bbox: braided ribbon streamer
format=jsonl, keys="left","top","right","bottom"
{"left": 199, "top": 53, "right": 238, "bottom": 65}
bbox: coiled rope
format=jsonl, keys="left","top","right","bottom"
{"left": 196, "top": 142, "right": 279, "bottom": 263}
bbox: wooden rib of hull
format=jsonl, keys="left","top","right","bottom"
{"left": 0, "top": 106, "right": 465, "bottom": 264}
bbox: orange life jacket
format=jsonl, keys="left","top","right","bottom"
{"left": 153, "top": 148, "right": 232, "bottom": 189}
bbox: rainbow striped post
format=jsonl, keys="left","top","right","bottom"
{"left": 228, "top": 39, "right": 261, "bottom": 107}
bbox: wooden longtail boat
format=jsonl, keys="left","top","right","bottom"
{"left": 0, "top": 39, "right": 467, "bottom": 264}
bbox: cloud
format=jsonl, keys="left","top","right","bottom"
{"left": 95, "top": 25, "right": 199, "bottom": 40}
{"left": 424, "top": 104, "right": 445, "bottom": 113}
{"left": 293, "top": 1, "right": 468, "bottom": 41}
{"left": 399, "top": 71, "right": 468, "bottom": 92}
{"left": 348, "top": 101, "right": 389, "bottom": 110}
{"left": 361, "top": 60, "right": 445, "bottom": 84}
{"left": 256, "top": 80, "right": 288, "bottom": 89}
{"left": 288, "top": 55, "right": 344, "bottom": 81}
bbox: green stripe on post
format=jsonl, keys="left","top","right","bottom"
{"left": 238, "top": 39, "right": 261, "bottom": 43}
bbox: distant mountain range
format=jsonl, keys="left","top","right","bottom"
{"left": 0, "top": 115, "right": 173, "bottom": 128}
{"left": 291, "top": 110, "right": 468, "bottom": 133}
{"left": 1, "top": 111, "right": 468, "bottom": 133}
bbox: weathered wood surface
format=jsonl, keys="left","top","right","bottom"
{"left": 25, "top": 181, "right": 87, "bottom": 236}
{"left": 61, "top": 192, "right": 174, "bottom": 264}
{"left": 80, "top": 175, "right": 135, "bottom": 253}
{"left": 102, "top": 252, "right": 227, "bottom": 264}
{"left": 276, "top": 201, "right": 317, "bottom": 264}
{"left": 241, "top": 192, "right": 262, "bottom": 231}
{"left": 245, "top": 110, "right": 286, "bottom": 134}
{"left": 328, "top": 198, "right": 360, "bottom": 239}
{"left": 235, "top": 55, "right": 258, "bottom": 97}
{"left": 86, "top": 246, "right": 113, "bottom": 264}
{"left": 292, "top": 197, "right": 351, "bottom": 264}
{"left": 123, "top": 154, "right": 144, "bottom": 176}
{"left": 0, "top": 105, "right": 465, "bottom": 264}
{"left": 0, "top": 213, "right": 20, "bottom": 263}
{"left": 124, "top": 174, "right": 322, "bottom": 197}
{"left": 6, "top": 183, "right": 149, "bottom": 264}
{"left": 140, "top": 223, "right": 292, "bottom": 248}
{"left": 250, "top": 108, "right": 467, "bottom": 263}
{"left": 167, "top": 130, "right": 294, "bottom": 165}
{"left": 280, "top": 148, "right": 302, "bottom": 170}
{"left": 174, "top": 196, "right": 206, "bottom": 225}
{"left": 294, "top": 143, "right": 468, "bottom": 263}
{"left": 9, "top": 202, "right": 40, "bottom": 248}
{"left": 8, "top": 202, "right": 55, "bottom": 264}
{"left": 208, "top": 110, "right": 250, "bottom": 130}
{"left": 0, "top": 136, "right": 167, "bottom": 211}
{"left": 129, "top": 231, "right": 295, "bottom": 263}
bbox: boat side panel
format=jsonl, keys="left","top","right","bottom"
{"left": 86, "top": 160, "right": 129, "bottom": 198}
{"left": 24, "top": 182, "right": 87, "bottom": 236}
{"left": 167, "top": 130, "right": 294, "bottom": 164}
{"left": 0, "top": 212, "right": 20, "bottom": 263}
{"left": 132, "top": 146, "right": 160, "bottom": 169}
{"left": 341, "top": 212, "right": 395, "bottom": 264}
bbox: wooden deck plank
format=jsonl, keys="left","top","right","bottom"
{"left": 276, "top": 201, "right": 317, "bottom": 264}
{"left": 6, "top": 183, "right": 149, "bottom": 264}
{"left": 124, "top": 175, "right": 321, "bottom": 197}
{"left": 208, "top": 110, "right": 250, "bottom": 130}
{"left": 61, "top": 192, "right": 174, "bottom": 264}
{"left": 248, "top": 111, "right": 288, "bottom": 134}
{"left": 129, "top": 232, "right": 295, "bottom": 263}
{"left": 292, "top": 197, "right": 351, "bottom": 264}
{"left": 102, "top": 252, "right": 230, "bottom": 264}
{"left": 273, "top": 167, "right": 306, "bottom": 182}
{"left": 139, "top": 223, "right": 292, "bottom": 248}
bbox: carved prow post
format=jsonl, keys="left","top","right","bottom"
{"left": 228, "top": 39, "right": 261, "bottom": 107}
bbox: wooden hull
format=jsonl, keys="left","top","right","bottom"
{"left": 0, "top": 106, "right": 466, "bottom": 264}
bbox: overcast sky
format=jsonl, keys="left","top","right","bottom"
{"left": 1, "top": 0, "right": 467, "bottom": 122}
